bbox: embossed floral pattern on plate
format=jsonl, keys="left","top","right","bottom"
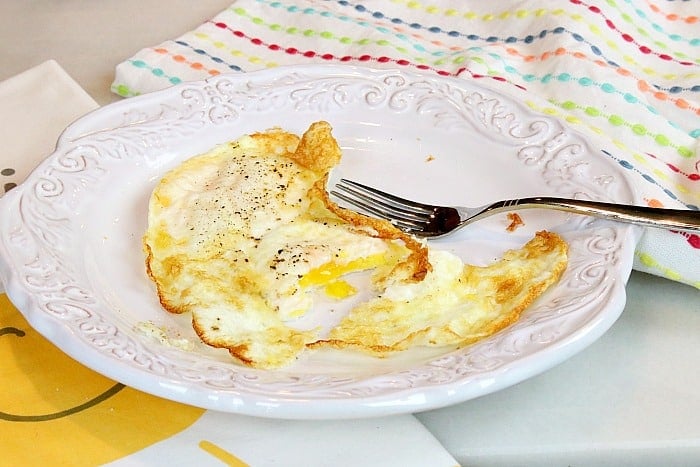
{"left": 0, "top": 66, "right": 638, "bottom": 419}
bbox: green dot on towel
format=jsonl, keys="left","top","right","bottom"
{"left": 608, "top": 115, "right": 625, "bottom": 126}
{"left": 631, "top": 123, "right": 647, "bottom": 135}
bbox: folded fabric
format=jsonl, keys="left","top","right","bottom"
{"left": 112, "top": 0, "right": 699, "bottom": 289}
{"left": 112, "top": 0, "right": 700, "bottom": 287}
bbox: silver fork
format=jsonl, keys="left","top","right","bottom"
{"left": 331, "top": 178, "right": 700, "bottom": 238}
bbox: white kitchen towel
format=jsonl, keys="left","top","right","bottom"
{"left": 112, "top": 0, "right": 700, "bottom": 289}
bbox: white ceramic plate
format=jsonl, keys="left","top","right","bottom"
{"left": 0, "top": 65, "right": 638, "bottom": 419}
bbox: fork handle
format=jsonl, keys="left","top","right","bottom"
{"left": 483, "top": 197, "right": 700, "bottom": 232}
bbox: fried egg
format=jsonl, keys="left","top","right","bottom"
{"left": 144, "top": 122, "right": 426, "bottom": 368}
{"left": 317, "top": 231, "right": 567, "bottom": 354}
{"left": 144, "top": 122, "right": 568, "bottom": 369}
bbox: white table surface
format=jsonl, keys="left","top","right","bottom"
{"left": 2, "top": 2, "right": 699, "bottom": 466}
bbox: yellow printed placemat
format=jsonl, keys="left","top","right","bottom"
{"left": 1, "top": 294, "right": 205, "bottom": 465}
{"left": 1, "top": 293, "right": 457, "bottom": 466}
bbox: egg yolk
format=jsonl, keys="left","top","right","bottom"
{"left": 299, "top": 253, "right": 387, "bottom": 288}
{"left": 324, "top": 280, "right": 357, "bottom": 299}
{"left": 299, "top": 244, "right": 404, "bottom": 299}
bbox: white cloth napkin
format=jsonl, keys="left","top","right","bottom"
{"left": 0, "top": 59, "right": 458, "bottom": 467}
{"left": 106, "top": 411, "right": 458, "bottom": 467}
{"left": 0, "top": 60, "right": 99, "bottom": 195}
{"left": 111, "top": 0, "right": 700, "bottom": 289}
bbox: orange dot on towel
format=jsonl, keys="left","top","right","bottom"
{"left": 675, "top": 98, "right": 690, "bottom": 109}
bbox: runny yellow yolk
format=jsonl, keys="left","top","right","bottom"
{"left": 299, "top": 251, "right": 391, "bottom": 299}
{"left": 324, "top": 280, "right": 357, "bottom": 299}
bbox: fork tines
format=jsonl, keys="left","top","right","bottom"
{"left": 331, "top": 179, "right": 432, "bottom": 231}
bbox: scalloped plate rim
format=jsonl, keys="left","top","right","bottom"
{"left": 0, "top": 65, "right": 639, "bottom": 419}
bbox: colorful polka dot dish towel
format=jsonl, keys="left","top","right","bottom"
{"left": 112, "top": 0, "right": 699, "bottom": 289}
